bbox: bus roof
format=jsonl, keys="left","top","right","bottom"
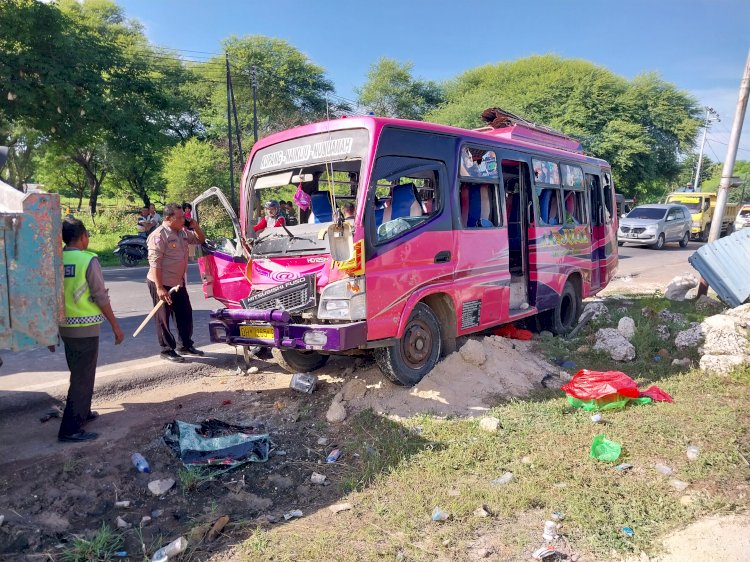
{"left": 249, "top": 116, "right": 610, "bottom": 168}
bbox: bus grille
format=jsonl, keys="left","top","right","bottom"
{"left": 241, "top": 274, "right": 316, "bottom": 314}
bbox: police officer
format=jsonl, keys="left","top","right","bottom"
{"left": 59, "top": 218, "right": 124, "bottom": 442}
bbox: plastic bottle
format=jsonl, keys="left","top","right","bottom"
{"left": 686, "top": 445, "right": 700, "bottom": 461}
{"left": 542, "top": 520, "right": 557, "bottom": 541}
{"left": 325, "top": 449, "right": 341, "bottom": 463}
{"left": 131, "top": 453, "right": 151, "bottom": 473}
{"left": 151, "top": 537, "right": 187, "bottom": 562}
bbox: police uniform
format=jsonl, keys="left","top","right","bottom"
{"left": 59, "top": 248, "right": 107, "bottom": 438}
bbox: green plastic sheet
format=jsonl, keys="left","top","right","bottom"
{"left": 590, "top": 434, "right": 622, "bottom": 462}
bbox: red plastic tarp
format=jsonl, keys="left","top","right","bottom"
{"left": 640, "top": 385, "right": 674, "bottom": 403}
{"left": 494, "top": 324, "right": 534, "bottom": 341}
{"left": 560, "top": 369, "right": 641, "bottom": 400}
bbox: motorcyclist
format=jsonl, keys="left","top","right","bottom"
{"left": 253, "top": 200, "right": 286, "bottom": 232}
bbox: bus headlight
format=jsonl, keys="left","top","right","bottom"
{"left": 318, "top": 277, "right": 366, "bottom": 321}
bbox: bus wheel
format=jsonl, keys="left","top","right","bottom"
{"left": 272, "top": 348, "right": 329, "bottom": 374}
{"left": 542, "top": 279, "right": 581, "bottom": 336}
{"left": 375, "top": 303, "right": 442, "bottom": 386}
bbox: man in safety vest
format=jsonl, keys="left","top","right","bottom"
{"left": 59, "top": 219, "right": 124, "bottom": 442}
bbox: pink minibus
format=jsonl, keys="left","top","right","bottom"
{"left": 194, "top": 113, "right": 618, "bottom": 385}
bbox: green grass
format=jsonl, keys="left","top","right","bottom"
{"left": 59, "top": 524, "right": 123, "bottom": 562}
{"left": 238, "top": 296, "right": 750, "bottom": 561}
{"left": 178, "top": 466, "right": 213, "bottom": 493}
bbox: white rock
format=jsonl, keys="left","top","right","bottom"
{"left": 671, "top": 358, "right": 691, "bottom": 368}
{"left": 696, "top": 295, "right": 724, "bottom": 312}
{"left": 247, "top": 366, "right": 259, "bottom": 374}
{"left": 317, "top": 437, "right": 328, "bottom": 445}
{"left": 665, "top": 274, "right": 699, "bottom": 301}
{"left": 701, "top": 314, "right": 748, "bottom": 356}
{"left": 583, "top": 301, "right": 608, "bottom": 321}
{"left": 656, "top": 325, "right": 670, "bottom": 340}
{"left": 669, "top": 478, "right": 690, "bottom": 492}
{"left": 329, "top": 502, "right": 353, "bottom": 514}
{"left": 140, "top": 516, "right": 152, "bottom": 527}
{"left": 310, "top": 472, "right": 326, "bottom": 485}
{"left": 115, "top": 516, "right": 130, "bottom": 529}
{"left": 326, "top": 400, "right": 347, "bottom": 423}
{"left": 699, "top": 354, "right": 749, "bottom": 374}
{"left": 478, "top": 416, "right": 501, "bottom": 433}
{"left": 617, "top": 317, "right": 636, "bottom": 340}
{"left": 675, "top": 324, "right": 703, "bottom": 349}
{"left": 459, "top": 339, "right": 486, "bottom": 366}
{"left": 147, "top": 478, "right": 175, "bottom": 496}
{"left": 593, "top": 328, "right": 636, "bottom": 361}
{"left": 340, "top": 378, "right": 368, "bottom": 401}
{"left": 473, "top": 505, "right": 491, "bottom": 518}
{"left": 725, "top": 303, "right": 750, "bottom": 326}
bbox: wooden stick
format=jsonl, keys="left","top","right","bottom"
{"left": 132, "top": 286, "right": 179, "bottom": 337}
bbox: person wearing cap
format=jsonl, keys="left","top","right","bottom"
{"left": 254, "top": 200, "right": 286, "bottom": 232}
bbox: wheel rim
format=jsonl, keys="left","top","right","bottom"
{"left": 682, "top": 233, "right": 689, "bottom": 245}
{"left": 401, "top": 318, "right": 433, "bottom": 370}
{"left": 657, "top": 235, "right": 664, "bottom": 249}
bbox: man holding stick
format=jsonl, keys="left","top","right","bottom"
{"left": 146, "top": 203, "right": 206, "bottom": 362}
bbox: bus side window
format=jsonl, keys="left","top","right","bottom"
{"left": 460, "top": 182, "right": 502, "bottom": 228}
{"left": 602, "top": 173, "right": 614, "bottom": 224}
{"left": 563, "top": 190, "right": 586, "bottom": 225}
{"left": 537, "top": 188, "right": 562, "bottom": 226}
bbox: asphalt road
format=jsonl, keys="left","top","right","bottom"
{"left": 0, "top": 241, "right": 704, "bottom": 407}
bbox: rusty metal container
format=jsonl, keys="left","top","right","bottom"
{"left": 0, "top": 179, "right": 63, "bottom": 352}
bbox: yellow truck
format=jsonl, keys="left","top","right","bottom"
{"left": 664, "top": 192, "right": 739, "bottom": 242}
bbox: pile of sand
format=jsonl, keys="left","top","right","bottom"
{"left": 346, "top": 336, "right": 559, "bottom": 418}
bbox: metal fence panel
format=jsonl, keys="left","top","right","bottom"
{"left": 689, "top": 229, "right": 750, "bottom": 308}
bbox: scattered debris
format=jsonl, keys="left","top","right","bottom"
{"left": 562, "top": 369, "right": 670, "bottom": 410}
{"left": 672, "top": 357, "right": 691, "bottom": 368}
{"left": 473, "top": 505, "right": 491, "bottom": 518}
{"left": 551, "top": 511, "right": 565, "bottom": 521}
{"left": 152, "top": 536, "right": 188, "bottom": 561}
{"left": 686, "top": 445, "right": 700, "bottom": 461}
{"left": 310, "top": 472, "right": 326, "bottom": 485}
{"left": 494, "top": 324, "right": 533, "bottom": 341}
{"left": 207, "top": 515, "right": 229, "bottom": 542}
{"left": 591, "top": 413, "right": 603, "bottom": 423}
{"left": 431, "top": 507, "right": 449, "bottom": 522}
{"left": 614, "top": 463, "right": 633, "bottom": 471}
{"left": 593, "top": 328, "right": 636, "bottom": 361}
{"left": 459, "top": 338, "right": 487, "bottom": 365}
{"left": 290, "top": 373, "right": 317, "bottom": 394}
{"left": 669, "top": 479, "right": 690, "bottom": 491}
{"left": 325, "top": 449, "right": 341, "bottom": 463}
{"left": 478, "top": 416, "right": 501, "bottom": 433}
{"left": 490, "top": 472, "right": 514, "bottom": 486}
{"left": 542, "top": 520, "right": 558, "bottom": 541}
{"left": 148, "top": 478, "right": 175, "bottom": 496}
{"left": 665, "top": 274, "right": 699, "bottom": 301}
{"left": 329, "top": 503, "right": 353, "bottom": 514}
{"left": 622, "top": 527, "right": 635, "bottom": 538}
{"left": 558, "top": 359, "right": 577, "bottom": 369}
{"left": 163, "top": 419, "right": 270, "bottom": 467}
{"left": 140, "top": 516, "right": 151, "bottom": 527}
{"left": 115, "top": 516, "right": 130, "bottom": 529}
{"left": 114, "top": 500, "right": 130, "bottom": 508}
{"left": 247, "top": 366, "right": 259, "bottom": 374}
{"left": 532, "top": 546, "right": 557, "bottom": 560}
{"left": 617, "top": 316, "right": 636, "bottom": 340}
{"left": 283, "top": 510, "right": 303, "bottom": 520}
{"left": 317, "top": 437, "right": 328, "bottom": 445}
{"left": 590, "top": 434, "right": 621, "bottom": 462}
{"left": 654, "top": 463, "right": 673, "bottom": 476}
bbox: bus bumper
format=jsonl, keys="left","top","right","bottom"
{"left": 208, "top": 308, "right": 368, "bottom": 352}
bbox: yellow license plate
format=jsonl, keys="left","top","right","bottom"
{"left": 239, "top": 325, "right": 274, "bottom": 339}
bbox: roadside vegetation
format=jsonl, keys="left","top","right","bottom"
{"left": 234, "top": 295, "right": 750, "bottom": 561}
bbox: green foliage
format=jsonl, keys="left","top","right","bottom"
{"left": 197, "top": 35, "right": 337, "bottom": 143}
{"left": 357, "top": 58, "right": 444, "bottom": 120}
{"left": 427, "top": 55, "right": 701, "bottom": 199}
{"left": 162, "top": 138, "right": 229, "bottom": 203}
{"left": 59, "top": 524, "right": 122, "bottom": 562}
{"left": 700, "top": 160, "right": 750, "bottom": 203}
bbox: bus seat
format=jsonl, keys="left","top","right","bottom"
{"left": 374, "top": 207, "right": 385, "bottom": 227}
{"left": 382, "top": 183, "right": 421, "bottom": 223}
{"left": 539, "top": 189, "right": 552, "bottom": 224}
{"left": 461, "top": 183, "right": 492, "bottom": 227}
{"left": 310, "top": 192, "right": 333, "bottom": 223}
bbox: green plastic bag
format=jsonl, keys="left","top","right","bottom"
{"left": 590, "top": 434, "right": 622, "bottom": 462}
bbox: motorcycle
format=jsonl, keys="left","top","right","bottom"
{"left": 113, "top": 234, "right": 148, "bottom": 267}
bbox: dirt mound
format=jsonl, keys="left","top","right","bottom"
{"left": 347, "top": 336, "right": 558, "bottom": 417}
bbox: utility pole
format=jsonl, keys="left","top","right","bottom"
{"left": 698, "top": 48, "right": 750, "bottom": 296}
{"left": 228, "top": 64, "right": 244, "bottom": 186}
{"left": 226, "top": 53, "right": 235, "bottom": 210}
{"left": 693, "top": 106, "right": 719, "bottom": 191}
{"left": 252, "top": 65, "right": 259, "bottom": 143}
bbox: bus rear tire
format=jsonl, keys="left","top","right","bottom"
{"left": 272, "top": 348, "right": 329, "bottom": 374}
{"left": 541, "top": 279, "right": 581, "bottom": 336}
{"left": 374, "top": 302, "right": 442, "bottom": 386}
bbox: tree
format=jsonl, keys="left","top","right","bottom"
{"left": 357, "top": 58, "right": 444, "bottom": 120}
{"left": 35, "top": 144, "right": 90, "bottom": 210}
{"left": 162, "top": 138, "right": 228, "bottom": 203}
{"left": 197, "top": 36, "right": 337, "bottom": 142}
{"left": 427, "top": 55, "right": 701, "bottom": 198}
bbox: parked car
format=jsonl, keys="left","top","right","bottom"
{"left": 617, "top": 204, "right": 692, "bottom": 249}
{"left": 735, "top": 204, "right": 750, "bottom": 231}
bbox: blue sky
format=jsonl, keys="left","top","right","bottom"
{"left": 119, "top": 0, "right": 750, "bottom": 162}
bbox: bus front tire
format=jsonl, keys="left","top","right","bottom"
{"left": 541, "top": 279, "right": 581, "bottom": 336}
{"left": 375, "top": 302, "right": 442, "bottom": 386}
{"left": 272, "top": 348, "right": 329, "bottom": 374}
